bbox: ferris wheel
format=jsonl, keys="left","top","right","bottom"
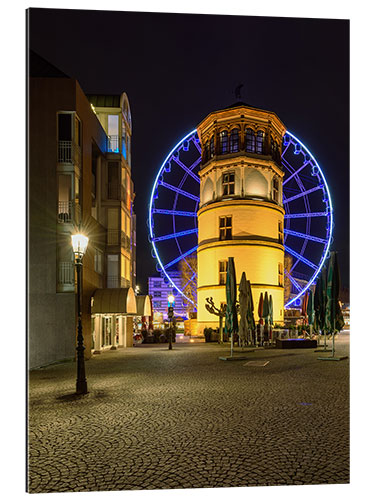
{"left": 148, "top": 129, "right": 333, "bottom": 308}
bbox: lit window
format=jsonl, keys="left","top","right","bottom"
{"left": 278, "top": 221, "right": 283, "bottom": 244}
{"left": 153, "top": 281, "right": 162, "bottom": 288}
{"left": 220, "top": 130, "right": 228, "bottom": 154}
{"left": 245, "top": 128, "right": 255, "bottom": 152}
{"left": 153, "top": 301, "right": 162, "bottom": 308}
{"left": 256, "top": 130, "right": 264, "bottom": 154}
{"left": 278, "top": 262, "right": 283, "bottom": 286}
{"left": 210, "top": 136, "right": 215, "bottom": 158}
{"left": 153, "top": 291, "right": 162, "bottom": 297}
{"left": 222, "top": 172, "right": 235, "bottom": 196}
{"left": 272, "top": 177, "right": 279, "bottom": 202}
{"left": 219, "top": 216, "right": 232, "bottom": 240}
{"left": 229, "top": 128, "right": 239, "bottom": 153}
{"left": 219, "top": 260, "right": 228, "bottom": 285}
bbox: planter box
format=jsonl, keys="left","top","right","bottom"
{"left": 276, "top": 338, "right": 317, "bottom": 349}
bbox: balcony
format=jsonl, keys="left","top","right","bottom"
{"left": 107, "top": 230, "right": 127, "bottom": 247}
{"left": 107, "top": 276, "right": 129, "bottom": 288}
{"left": 108, "top": 183, "right": 126, "bottom": 202}
{"left": 107, "top": 135, "right": 119, "bottom": 153}
{"left": 58, "top": 141, "right": 81, "bottom": 165}
{"left": 57, "top": 201, "right": 81, "bottom": 225}
{"left": 57, "top": 261, "right": 75, "bottom": 286}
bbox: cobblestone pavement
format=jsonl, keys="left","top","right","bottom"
{"left": 28, "top": 332, "right": 350, "bottom": 493}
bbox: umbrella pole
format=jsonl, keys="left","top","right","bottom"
{"left": 230, "top": 333, "right": 233, "bottom": 357}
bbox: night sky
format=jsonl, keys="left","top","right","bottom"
{"left": 28, "top": 8, "right": 349, "bottom": 292}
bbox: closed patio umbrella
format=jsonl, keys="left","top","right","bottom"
{"left": 257, "top": 292, "right": 264, "bottom": 346}
{"left": 246, "top": 280, "right": 256, "bottom": 345}
{"left": 314, "top": 266, "right": 328, "bottom": 349}
{"left": 225, "top": 257, "right": 238, "bottom": 357}
{"left": 263, "top": 291, "right": 270, "bottom": 343}
{"left": 269, "top": 294, "right": 273, "bottom": 342}
{"left": 307, "top": 290, "right": 314, "bottom": 338}
{"left": 238, "top": 272, "right": 249, "bottom": 347}
{"left": 323, "top": 251, "right": 345, "bottom": 358}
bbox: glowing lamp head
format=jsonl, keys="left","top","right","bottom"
{"left": 167, "top": 293, "right": 175, "bottom": 305}
{"left": 71, "top": 233, "right": 89, "bottom": 259}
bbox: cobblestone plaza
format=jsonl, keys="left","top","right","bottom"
{"left": 28, "top": 334, "right": 349, "bottom": 493}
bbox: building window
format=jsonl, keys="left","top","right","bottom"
{"left": 153, "top": 281, "right": 162, "bottom": 288}
{"left": 271, "top": 137, "right": 277, "bottom": 158}
{"left": 209, "top": 135, "right": 215, "bottom": 158}
{"left": 153, "top": 301, "right": 162, "bottom": 308}
{"left": 222, "top": 172, "right": 235, "bottom": 196}
{"left": 220, "top": 130, "right": 228, "bottom": 154}
{"left": 94, "top": 248, "right": 103, "bottom": 274}
{"left": 278, "top": 262, "right": 283, "bottom": 286}
{"left": 108, "top": 162, "right": 120, "bottom": 199}
{"left": 153, "top": 291, "right": 162, "bottom": 297}
{"left": 108, "top": 115, "right": 119, "bottom": 152}
{"left": 219, "top": 260, "right": 228, "bottom": 285}
{"left": 272, "top": 177, "right": 279, "bottom": 202}
{"left": 229, "top": 128, "right": 239, "bottom": 153}
{"left": 219, "top": 216, "right": 232, "bottom": 240}
{"left": 245, "top": 128, "right": 255, "bottom": 152}
{"left": 278, "top": 221, "right": 283, "bottom": 244}
{"left": 256, "top": 130, "right": 264, "bottom": 154}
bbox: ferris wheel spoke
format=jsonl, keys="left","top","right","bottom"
{"left": 164, "top": 245, "right": 199, "bottom": 270}
{"left": 284, "top": 229, "right": 327, "bottom": 244}
{"left": 181, "top": 272, "right": 196, "bottom": 292}
{"left": 153, "top": 209, "right": 197, "bottom": 217}
{"left": 282, "top": 160, "right": 310, "bottom": 186}
{"left": 152, "top": 228, "right": 198, "bottom": 242}
{"left": 285, "top": 270, "right": 304, "bottom": 293}
{"left": 284, "top": 244, "right": 318, "bottom": 271}
{"left": 283, "top": 185, "right": 323, "bottom": 204}
{"left": 158, "top": 180, "right": 200, "bottom": 202}
{"left": 284, "top": 211, "right": 327, "bottom": 219}
{"left": 173, "top": 157, "right": 200, "bottom": 183}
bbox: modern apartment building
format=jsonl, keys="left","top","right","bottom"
{"left": 148, "top": 270, "right": 190, "bottom": 322}
{"left": 28, "top": 52, "right": 142, "bottom": 368}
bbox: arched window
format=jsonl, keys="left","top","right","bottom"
{"left": 245, "top": 128, "right": 255, "bottom": 152}
{"left": 220, "top": 130, "right": 228, "bottom": 154}
{"left": 203, "top": 141, "right": 209, "bottom": 163}
{"left": 209, "top": 135, "right": 215, "bottom": 158}
{"left": 256, "top": 130, "right": 264, "bottom": 154}
{"left": 270, "top": 137, "right": 276, "bottom": 158}
{"left": 272, "top": 177, "right": 279, "bottom": 202}
{"left": 229, "top": 128, "right": 239, "bottom": 153}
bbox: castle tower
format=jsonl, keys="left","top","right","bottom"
{"left": 196, "top": 103, "right": 286, "bottom": 334}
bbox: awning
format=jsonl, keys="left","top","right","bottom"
{"left": 135, "top": 295, "right": 152, "bottom": 316}
{"left": 91, "top": 287, "right": 137, "bottom": 315}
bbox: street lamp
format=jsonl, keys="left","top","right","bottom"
{"left": 167, "top": 293, "right": 175, "bottom": 350}
{"left": 71, "top": 233, "right": 89, "bottom": 394}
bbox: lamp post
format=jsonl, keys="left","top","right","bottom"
{"left": 71, "top": 233, "right": 89, "bottom": 395}
{"left": 167, "top": 293, "right": 175, "bottom": 350}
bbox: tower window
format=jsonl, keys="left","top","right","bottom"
{"left": 278, "top": 262, "right": 283, "bottom": 286}
{"left": 272, "top": 177, "right": 279, "bottom": 202}
{"left": 256, "top": 130, "right": 264, "bottom": 154}
{"left": 219, "top": 260, "right": 228, "bottom": 285}
{"left": 220, "top": 130, "right": 228, "bottom": 154}
{"left": 229, "top": 128, "right": 239, "bottom": 153}
{"left": 245, "top": 128, "right": 255, "bottom": 152}
{"left": 278, "top": 221, "right": 283, "bottom": 244}
{"left": 210, "top": 135, "right": 215, "bottom": 158}
{"left": 222, "top": 172, "right": 235, "bottom": 196}
{"left": 219, "top": 216, "right": 232, "bottom": 240}
{"left": 203, "top": 141, "right": 209, "bottom": 163}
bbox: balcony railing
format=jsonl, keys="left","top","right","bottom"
{"left": 58, "top": 201, "right": 81, "bottom": 225}
{"left": 107, "top": 276, "right": 129, "bottom": 288}
{"left": 58, "top": 262, "right": 75, "bottom": 285}
{"left": 107, "top": 230, "right": 126, "bottom": 246}
{"left": 107, "top": 135, "right": 119, "bottom": 153}
{"left": 58, "top": 141, "right": 81, "bottom": 165}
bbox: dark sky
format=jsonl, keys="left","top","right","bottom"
{"left": 28, "top": 8, "right": 349, "bottom": 291}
